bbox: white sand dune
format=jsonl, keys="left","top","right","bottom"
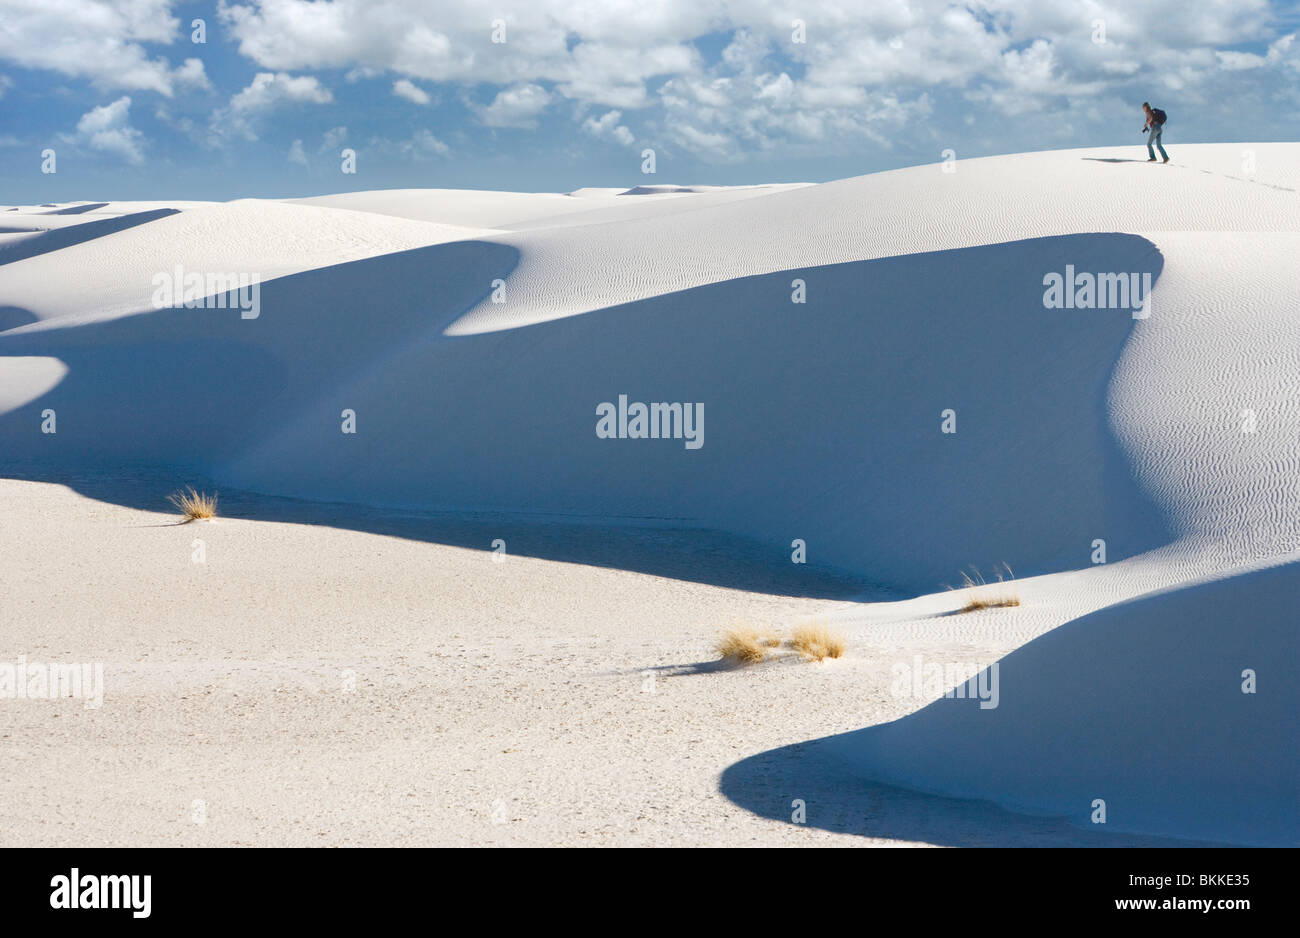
{"left": 818, "top": 559, "right": 1300, "bottom": 846}
{"left": 287, "top": 182, "right": 813, "bottom": 231}
{"left": 0, "top": 144, "right": 1296, "bottom": 845}
{"left": 0, "top": 199, "right": 491, "bottom": 331}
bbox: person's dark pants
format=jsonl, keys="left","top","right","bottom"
{"left": 1147, "top": 127, "right": 1168, "bottom": 161}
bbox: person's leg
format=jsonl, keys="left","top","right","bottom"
{"left": 1147, "top": 130, "right": 1157, "bottom": 160}
{"left": 1156, "top": 130, "right": 1168, "bottom": 162}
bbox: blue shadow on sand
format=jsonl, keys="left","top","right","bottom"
{"left": 0, "top": 232, "right": 1170, "bottom": 598}
{"left": 721, "top": 560, "right": 1300, "bottom": 846}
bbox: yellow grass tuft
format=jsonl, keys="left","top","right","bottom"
{"left": 953, "top": 563, "right": 1020, "bottom": 612}
{"left": 959, "top": 594, "right": 1021, "bottom": 611}
{"left": 716, "top": 627, "right": 770, "bottom": 665}
{"left": 168, "top": 486, "right": 218, "bottom": 521}
{"left": 786, "top": 623, "right": 846, "bottom": 662}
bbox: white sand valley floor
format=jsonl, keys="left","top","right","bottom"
{"left": 1, "top": 144, "right": 1297, "bottom": 845}
{"left": 0, "top": 473, "right": 1214, "bottom": 847}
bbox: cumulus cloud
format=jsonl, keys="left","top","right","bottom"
{"left": 557, "top": 43, "right": 698, "bottom": 108}
{"left": 649, "top": 23, "right": 937, "bottom": 162}
{"left": 10, "top": 0, "right": 1287, "bottom": 164}
{"left": 409, "top": 129, "right": 450, "bottom": 156}
{"left": 964, "top": 38, "right": 1104, "bottom": 116}
{"left": 207, "top": 0, "right": 1294, "bottom": 158}
{"left": 582, "top": 110, "right": 635, "bottom": 146}
{"left": 392, "top": 78, "right": 431, "bottom": 104}
{"left": 174, "top": 58, "right": 211, "bottom": 89}
{"left": 479, "top": 83, "right": 552, "bottom": 128}
{"left": 219, "top": 71, "right": 334, "bottom": 139}
{"left": 1217, "top": 32, "right": 1296, "bottom": 70}
{"left": 217, "top": 1, "right": 705, "bottom": 112}
{"left": 67, "top": 96, "right": 146, "bottom": 163}
{"left": 0, "top": 1, "right": 206, "bottom": 95}
{"left": 230, "top": 71, "right": 333, "bottom": 113}
{"left": 365, "top": 128, "right": 451, "bottom": 160}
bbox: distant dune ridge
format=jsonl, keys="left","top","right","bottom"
{"left": 1, "top": 144, "right": 1297, "bottom": 845}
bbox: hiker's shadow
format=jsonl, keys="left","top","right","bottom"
{"left": 1082, "top": 156, "right": 1296, "bottom": 191}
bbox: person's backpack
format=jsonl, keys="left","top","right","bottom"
{"left": 1152, "top": 107, "right": 1167, "bottom": 125}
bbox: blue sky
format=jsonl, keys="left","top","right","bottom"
{"left": 1, "top": 0, "right": 1298, "bottom": 201}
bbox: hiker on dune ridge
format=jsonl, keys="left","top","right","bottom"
{"left": 1142, "top": 102, "right": 1169, "bottom": 163}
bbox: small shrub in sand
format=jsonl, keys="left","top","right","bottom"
{"left": 786, "top": 623, "right": 846, "bottom": 662}
{"left": 716, "top": 627, "right": 772, "bottom": 665}
{"left": 953, "top": 564, "right": 1020, "bottom": 612}
{"left": 168, "top": 486, "right": 218, "bottom": 521}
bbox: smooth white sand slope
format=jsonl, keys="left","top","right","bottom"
{"left": 3, "top": 473, "right": 1209, "bottom": 848}
{"left": 0, "top": 199, "right": 491, "bottom": 332}
{"left": 287, "top": 183, "right": 811, "bottom": 231}
{"left": 0, "top": 143, "right": 1296, "bottom": 845}
{"left": 0, "top": 202, "right": 214, "bottom": 269}
{"left": 819, "top": 559, "right": 1300, "bottom": 846}
{"left": 816, "top": 224, "right": 1300, "bottom": 845}
{"left": 441, "top": 143, "right": 1300, "bottom": 335}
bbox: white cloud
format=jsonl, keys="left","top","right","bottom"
{"left": 174, "top": 58, "right": 211, "bottom": 89}
{"left": 206, "top": 1, "right": 990, "bottom": 156}
{"left": 582, "top": 110, "right": 635, "bottom": 146}
{"left": 230, "top": 71, "right": 333, "bottom": 113}
{"left": 392, "top": 78, "right": 431, "bottom": 104}
{"left": 556, "top": 43, "right": 698, "bottom": 108}
{"left": 479, "top": 83, "right": 551, "bottom": 128}
{"left": 11, "top": 0, "right": 1278, "bottom": 163}
{"left": 217, "top": 1, "right": 705, "bottom": 110}
{"left": 410, "top": 129, "right": 449, "bottom": 156}
{"left": 0, "top": 1, "right": 206, "bottom": 95}
{"left": 965, "top": 38, "right": 1103, "bottom": 116}
{"left": 655, "top": 58, "right": 934, "bottom": 162}
{"left": 366, "top": 128, "right": 451, "bottom": 160}
{"left": 68, "top": 96, "right": 146, "bottom": 164}
{"left": 219, "top": 72, "right": 334, "bottom": 139}
{"left": 673, "top": 123, "right": 732, "bottom": 158}
{"left": 288, "top": 138, "right": 308, "bottom": 165}
{"left": 1217, "top": 32, "right": 1296, "bottom": 70}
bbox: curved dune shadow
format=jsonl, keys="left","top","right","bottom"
{"left": 0, "top": 233, "right": 1170, "bottom": 597}
{"left": 35, "top": 203, "right": 111, "bottom": 215}
{"left": 0, "top": 306, "right": 38, "bottom": 332}
{"left": 718, "top": 737, "right": 1223, "bottom": 846}
{"left": 723, "top": 560, "right": 1300, "bottom": 846}
{"left": 0, "top": 209, "right": 179, "bottom": 266}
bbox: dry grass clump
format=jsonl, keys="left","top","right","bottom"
{"left": 168, "top": 486, "right": 218, "bottom": 521}
{"left": 716, "top": 622, "right": 845, "bottom": 666}
{"left": 953, "top": 564, "right": 1020, "bottom": 613}
{"left": 716, "top": 627, "right": 771, "bottom": 664}
{"left": 960, "top": 594, "right": 1021, "bottom": 611}
{"left": 786, "top": 623, "right": 846, "bottom": 662}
